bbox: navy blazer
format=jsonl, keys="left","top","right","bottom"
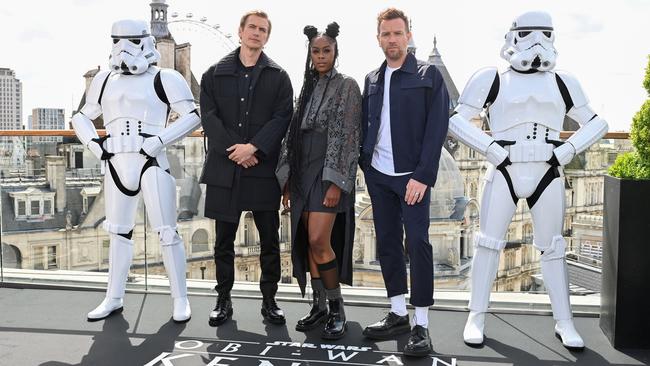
{"left": 360, "top": 53, "right": 450, "bottom": 187}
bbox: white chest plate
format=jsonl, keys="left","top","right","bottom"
{"left": 488, "top": 71, "right": 566, "bottom": 132}
{"left": 101, "top": 70, "right": 168, "bottom": 131}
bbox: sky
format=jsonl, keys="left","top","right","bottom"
{"left": 0, "top": 0, "right": 648, "bottom": 131}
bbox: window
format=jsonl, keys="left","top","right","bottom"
{"left": 191, "top": 229, "right": 210, "bottom": 253}
{"left": 522, "top": 224, "right": 533, "bottom": 243}
{"left": 280, "top": 214, "right": 289, "bottom": 242}
{"left": 47, "top": 246, "right": 58, "bottom": 269}
{"left": 43, "top": 200, "right": 52, "bottom": 215}
{"left": 505, "top": 251, "right": 516, "bottom": 270}
{"left": 33, "top": 245, "right": 58, "bottom": 270}
{"left": 243, "top": 212, "right": 254, "bottom": 246}
{"left": 31, "top": 200, "right": 40, "bottom": 215}
{"left": 74, "top": 151, "right": 83, "bottom": 168}
{"left": 244, "top": 222, "right": 250, "bottom": 246}
{"left": 17, "top": 200, "right": 25, "bottom": 216}
{"left": 102, "top": 240, "right": 110, "bottom": 264}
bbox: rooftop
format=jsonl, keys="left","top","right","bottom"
{"left": 0, "top": 286, "right": 647, "bottom": 366}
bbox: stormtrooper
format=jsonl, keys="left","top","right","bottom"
{"left": 449, "top": 11, "right": 608, "bottom": 349}
{"left": 72, "top": 20, "right": 200, "bottom": 322}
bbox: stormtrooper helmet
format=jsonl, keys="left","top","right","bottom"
{"left": 501, "top": 11, "right": 557, "bottom": 72}
{"left": 109, "top": 20, "right": 161, "bottom": 75}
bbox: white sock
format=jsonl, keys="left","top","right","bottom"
{"left": 389, "top": 295, "right": 408, "bottom": 316}
{"left": 413, "top": 306, "right": 429, "bottom": 327}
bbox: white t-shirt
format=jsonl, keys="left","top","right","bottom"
{"left": 371, "top": 66, "right": 412, "bottom": 176}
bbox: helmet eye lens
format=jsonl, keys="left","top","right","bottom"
{"left": 518, "top": 31, "right": 532, "bottom": 38}
{"left": 112, "top": 39, "right": 119, "bottom": 44}
{"left": 543, "top": 31, "right": 552, "bottom": 38}
{"left": 130, "top": 39, "right": 141, "bottom": 45}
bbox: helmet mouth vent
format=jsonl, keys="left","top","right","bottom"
{"left": 531, "top": 56, "right": 541, "bottom": 69}
{"left": 120, "top": 62, "right": 132, "bottom": 74}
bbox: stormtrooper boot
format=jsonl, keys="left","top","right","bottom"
{"left": 161, "top": 238, "right": 191, "bottom": 322}
{"left": 88, "top": 234, "right": 133, "bottom": 321}
{"left": 464, "top": 311, "right": 487, "bottom": 346}
{"left": 464, "top": 241, "right": 501, "bottom": 345}
{"left": 542, "top": 256, "right": 584, "bottom": 350}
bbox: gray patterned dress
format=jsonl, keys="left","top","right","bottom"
{"left": 276, "top": 68, "right": 362, "bottom": 295}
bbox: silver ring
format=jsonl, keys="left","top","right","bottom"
{"left": 415, "top": 192, "right": 420, "bottom": 196}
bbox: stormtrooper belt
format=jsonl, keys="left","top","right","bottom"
{"left": 495, "top": 140, "right": 561, "bottom": 209}
{"left": 96, "top": 133, "right": 170, "bottom": 197}
{"left": 107, "top": 158, "right": 161, "bottom": 197}
{"left": 505, "top": 142, "right": 554, "bottom": 162}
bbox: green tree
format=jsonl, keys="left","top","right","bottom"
{"left": 609, "top": 55, "right": 650, "bottom": 179}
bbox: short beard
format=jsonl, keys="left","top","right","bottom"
{"left": 384, "top": 48, "right": 404, "bottom": 62}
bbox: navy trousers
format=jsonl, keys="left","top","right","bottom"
{"left": 364, "top": 166, "right": 434, "bottom": 307}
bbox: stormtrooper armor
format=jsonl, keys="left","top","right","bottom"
{"left": 449, "top": 11, "right": 608, "bottom": 349}
{"left": 72, "top": 20, "right": 200, "bottom": 323}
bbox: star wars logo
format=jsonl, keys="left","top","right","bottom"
{"left": 144, "top": 339, "right": 458, "bottom": 366}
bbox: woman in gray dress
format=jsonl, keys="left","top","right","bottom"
{"left": 276, "top": 22, "right": 361, "bottom": 339}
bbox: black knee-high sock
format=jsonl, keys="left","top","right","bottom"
{"left": 317, "top": 259, "right": 341, "bottom": 300}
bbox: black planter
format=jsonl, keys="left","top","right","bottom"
{"left": 601, "top": 175, "right": 650, "bottom": 349}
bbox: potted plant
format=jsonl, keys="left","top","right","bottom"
{"left": 600, "top": 55, "right": 650, "bottom": 349}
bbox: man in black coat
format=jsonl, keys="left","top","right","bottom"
{"left": 199, "top": 10, "right": 293, "bottom": 326}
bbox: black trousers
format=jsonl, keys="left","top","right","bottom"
{"left": 364, "top": 166, "right": 434, "bottom": 307}
{"left": 213, "top": 210, "right": 281, "bottom": 298}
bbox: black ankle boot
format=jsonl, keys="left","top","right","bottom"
{"left": 209, "top": 293, "right": 233, "bottom": 327}
{"left": 321, "top": 297, "right": 346, "bottom": 339}
{"left": 261, "top": 297, "right": 286, "bottom": 325}
{"left": 296, "top": 289, "right": 328, "bottom": 331}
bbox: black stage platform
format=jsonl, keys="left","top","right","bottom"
{"left": 0, "top": 287, "right": 648, "bottom": 366}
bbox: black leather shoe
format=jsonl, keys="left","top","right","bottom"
{"left": 208, "top": 294, "right": 233, "bottom": 327}
{"left": 296, "top": 292, "right": 328, "bottom": 331}
{"left": 321, "top": 298, "right": 346, "bottom": 339}
{"left": 362, "top": 312, "right": 411, "bottom": 340}
{"left": 403, "top": 325, "right": 433, "bottom": 357}
{"left": 261, "top": 297, "right": 286, "bottom": 325}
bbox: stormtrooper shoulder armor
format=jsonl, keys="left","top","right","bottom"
{"left": 554, "top": 70, "right": 589, "bottom": 111}
{"left": 156, "top": 68, "right": 195, "bottom": 114}
{"left": 80, "top": 70, "right": 112, "bottom": 119}
{"left": 458, "top": 67, "right": 500, "bottom": 110}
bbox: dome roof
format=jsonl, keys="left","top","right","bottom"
{"left": 357, "top": 144, "right": 466, "bottom": 222}
{"left": 429, "top": 147, "right": 465, "bottom": 219}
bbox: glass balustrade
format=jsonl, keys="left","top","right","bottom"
{"left": 0, "top": 130, "right": 631, "bottom": 305}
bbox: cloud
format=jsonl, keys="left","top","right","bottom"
{"left": 18, "top": 28, "right": 54, "bottom": 42}
{"left": 568, "top": 13, "right": 605, "bottom": 34}
{"left": 73, "top": 0, "right": 102, "bottom": 7}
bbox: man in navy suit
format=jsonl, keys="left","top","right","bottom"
{"left": 359, "top": 8, "right": 449, "bottom": 357}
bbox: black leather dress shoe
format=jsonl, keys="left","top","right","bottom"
{"left": 209, "top": 294, "right": 233, "bottom": 327}
{"left": 296, "top": 292, "right": 328, "bottom": 331}
{"left": 362, "top": 312, "right": 411, "bottom": 340}
{"left": 403, "top": 325, "right": 433, "bottom": 357}
{"left": 321, "top": 298, "right": 346, "bottom": 339}
{"left": 261, "top": 297, "right": 286, "bottom": 325}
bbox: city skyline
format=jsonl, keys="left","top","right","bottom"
{"left": 0, "top": 0, "right": 648, "bottom": 131}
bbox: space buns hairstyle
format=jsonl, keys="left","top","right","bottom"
{"left": 288, "top": 21, "right": 341, "bottom": 197}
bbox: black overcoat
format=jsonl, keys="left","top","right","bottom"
{"left": 200, "top": 48, "right": 293, "bottom": 222}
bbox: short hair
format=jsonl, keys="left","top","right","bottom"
{"left": 376, "top": 8, "right": 409, "bottom": 34}
{"left": 239, "top": 10, "right": 272, "bottom": 36}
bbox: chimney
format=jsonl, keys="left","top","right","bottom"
{"left": 46, "top": 156, "right": 66, "bottom": 212}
